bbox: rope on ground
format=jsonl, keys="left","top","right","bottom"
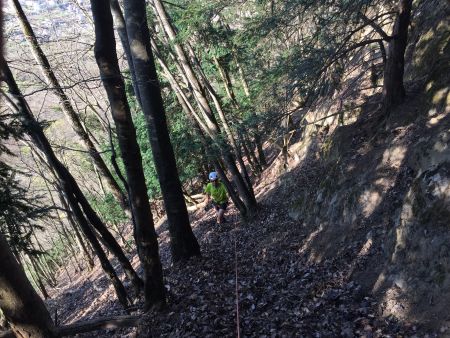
{"left": 233, "top": 213, "right": 241, "bottom": 338}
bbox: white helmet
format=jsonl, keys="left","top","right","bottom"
{"left": 209, "top": 171, "right": 218, "bottom": 181}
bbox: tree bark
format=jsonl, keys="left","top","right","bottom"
{"left": 109, "top": 0, "right": 142, "bottom": 106}
{"left": 90, "top": 0, "right": 165, "bottom": 309}
{"left": 56, "top": 187, "right": 95, "bottom": 269}
{"left": 123, "top": 0, "right": 201, "bottom": 262}
{"left": 0, "top": 233, "right": 59, "bottom": 338}
{"left": 213, "top": 56, "right": 238, "bottom": 106}
{"left": 11, "top": 0, "right": 128, "bottom": 210}
{"left": 382, "top": 0, "right": 413, "bottom": 112}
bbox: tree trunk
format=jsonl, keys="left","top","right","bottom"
{"left": 213, "top": 56, "right": 238, "bottom": 106}
{"left": 90, "top": 0, "right": 165, "bottom": 309}
{"left": 11, "top": 0, "right": 128, "bottom": 210}
{"left": 382, "top": 0, "right": 413, "bottom": 112}
{"left": 0, "top": 233, "right": 59, "bottom": 338}
{"left": 1, "top": 60, "right": 131, "bottom": 308}
{"left": 233, "top": 52, "right": 251, "bottom": 98}
{"left": 69, "top": 194, "right": 129, "bottom": 307}
{"left": 109, "top": 0, "right": 142, "bottom": 106}
{"left": 254, "top": 132, "right": 267, "bottom": 167}
{"left": 123, "top": 0, "right": 201, "bottom": 262}
{"left": 28, "top": 255, "right": 51, "bottom": 300}
{"left": 56, "top": 187, "right": 95, "bottom": 269}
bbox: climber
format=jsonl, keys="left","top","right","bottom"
{"left": 204, "top": 171, "right": 228, "bottom": 224}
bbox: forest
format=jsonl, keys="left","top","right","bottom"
{"left": 0, "top": 0, "right": 449, "bottom": 337}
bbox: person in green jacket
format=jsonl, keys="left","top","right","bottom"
{"left": 204, "top": 171, "right": 228, "bottom": 224}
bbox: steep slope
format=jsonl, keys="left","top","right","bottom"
{"left": 284, "top": 0, "right": 449, "bottom": 328}
{"left": 38, "top": 0, "right": 449, "bottom": 336}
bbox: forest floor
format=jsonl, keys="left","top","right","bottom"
{"left": 46, "top": 142, "right": 442, "bottom": 337}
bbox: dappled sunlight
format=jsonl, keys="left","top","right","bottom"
{"left": 378, "top": 145, "right": 407, "bottom": 169}
{"left": 431, "top": 87, "right": 449, "bottom": 106}
{"left": 359, "top": 188, "right": 383, "bottom": 217}
{"left": 379, "top": 284, "right": 412, "bottom": 321}
{"left": 299, "top": 224, "right": 325, "bottom": 263}
{"left": 1, "top": 0, "right": 449, "bottom": 336}
{"left": 130, "top": 40, "right": 149, "bottom": 61}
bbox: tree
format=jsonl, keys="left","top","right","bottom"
{"left": 382, "top": 0, "right": 413, "bottom": 112}
{"left": 0, "top": 233, "right": 58, "bottom": 338}
{"left": 1, "top": 60, "right": 137, "bottom": 307}
{"left": 10, "top": 0, "right": 128, "bottom": 210}
{"left": 110, "top": 0, "right": 142, "bottom": 106}
{"left": 90, "top": 0, "right": 166, "bottom": 308}
{"left": 123, "top": 0, "right": 201, "bottom": 262}
{"left": 0, "top": 88, "right": 57, "bottom": 337}
{"left": 150, "top": 0, "right": 257, "bottom": 215}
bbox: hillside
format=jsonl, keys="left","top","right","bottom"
{"left": 46, "top": 42, "right": 449, "bottom": 338}
{"left": 45, "top": 92, "right": 449, "bottom": 336}
{"left": 1, "top": 0, "right": 449, "bottom": 337}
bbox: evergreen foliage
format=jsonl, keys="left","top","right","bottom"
{"left": 0, "top": 112, "right": 47, "bottom": 255}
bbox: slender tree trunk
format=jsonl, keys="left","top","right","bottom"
{"left": 213, "top": 56, "right": 238, "bottom": 106}
{"left": 28, "top": 255, "right": 51, "bottom": 300}
{"left": 1, "top": 61, "right": 132, "bottom": 308}
{"left": 0, "top": 233, "right": 59, "bottom": 338}
{"left": 233, "top": 52, "right": 251, "bottom": 98}
{"left": 68, "top": 194, "right": 129, "bottom": 307}
{"left": 241, "top": 137, "right": 260, "bottom": 175}
{"left": 25, "top": 254, "right": 50, "bottom": 300}
{"left": 11, "top": 0, "right": 128, "bottom": 210}
{"left": 123, "top": 0, "right": 200, "bottom": 262}
{"left": 56, "top": 187, "right": 95, "bottom": 269}
{"left": 37, "top": 157, "right": 84, "bottom": 272}
{"left": 152, "top": 0, "right": 218, "bottom": 131}
{"left": 109, "top": 0, "right": 142, "bottom": 106}
{"left": 382, "top": 0, "right": 412, "bottom": 112}
{"left": 254, "top": 132, "right": 267, "bottom": 167}
{"left": 72, "top": 181, "right": 144, "bottom": 294}
{"left": 90, "top": 0, "right": 165, "bottom": 309}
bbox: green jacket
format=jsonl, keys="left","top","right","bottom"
{"left": 205, "top": 181, "right": 228, "bottom": 204}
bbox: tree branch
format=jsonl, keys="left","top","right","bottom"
{"left": 0, "top": 315, "right": 141, "bottom": 338}
{"left": 357, "top": 11, "right": 393, "bottom": 41}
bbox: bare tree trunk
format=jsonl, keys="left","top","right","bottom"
{"left": 233, "top": 52, "right": 251, "bottom": 98}
{"left": 382, "top": 0, "right": 412, "bottom": 113}
{"left": 254, "top": 131, "right": 267, "bottom": 167}
{"left": 11, "top": 0, "right": 128, "bottom": 210}
{"left": 123, "top": 0, "right": 201, "bottom": 262}
{"left": 36, "top": 155, "right": 84, "bottom": 272}
{"left": 69, "top": 194, "right": 129, "bottom": 307}
{"left": 28, "top": 255, "right": 51, "bottom": 300}
{"left": 56, "top": 187, "right": 95, "bottom": 270}
{"left": 109, "top": 0, "right": 142, "bottom": 106}
{"left": 90, "top": 0, "right": 165, "bottom": 309}
{"left": 213, "top": 56, "right": 238, "bottom": 106}
{"left": 0, "top": 233, "right": 59, "bottom": 338}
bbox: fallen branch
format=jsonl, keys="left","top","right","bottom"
{"left": 57, "top": 314, "right": 141, "bottom": 336}
{"left": 0, "top": 314, "right": 142, "bottom": 338}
